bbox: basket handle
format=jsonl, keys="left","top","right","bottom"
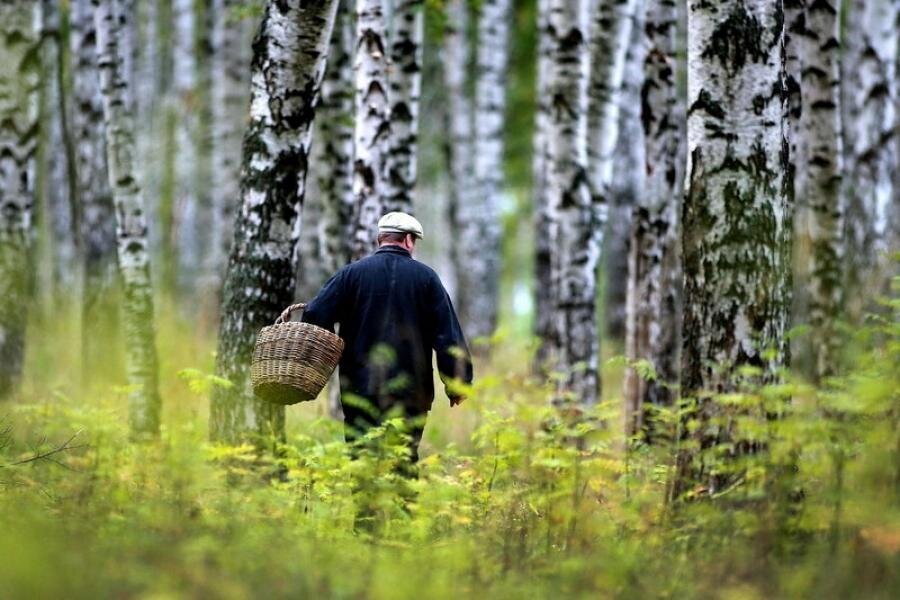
{"left": 274, "top": 303, "right": 307, "bottom": 325}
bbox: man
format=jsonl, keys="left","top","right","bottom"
{"left": 302, "top": 212, "right": 473, "bottom": 462}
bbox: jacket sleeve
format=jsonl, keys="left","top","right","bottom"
{"left": 429, "top": 276, "right": 474, "bottom": 398}
{"left": 301, "top": 270, "right": 344, "bottom": 332}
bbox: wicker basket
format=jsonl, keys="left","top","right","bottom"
{"left": 251, "top": 303, "right": 344, "bottom": 405}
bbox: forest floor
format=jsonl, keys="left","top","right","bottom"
{"left": 1, "top": 300, "right": 898, "bottom": 598}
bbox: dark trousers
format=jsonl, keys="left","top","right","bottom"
{"left": 341, "top": 395, "right": 427, "bottom": 464}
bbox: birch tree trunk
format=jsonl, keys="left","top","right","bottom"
{"left": 587, "top": 0, "right": 638, "bottom": 195}
{"left": 94, "top": 0, "right": 162, "bottom": 436}
{"left": 319, "top": 0, "right": 356, "bottom": 274}
{"left": 800, "top": 0, "right": 843, "bottom": 381}
{"left": 172, "top": 0, "right": 200, "bottom": 293}
{"left": 444, "top": 0, "right": 474, "bottom": 304}
{"left": 624, "top": 0, "right": 684, "bottom": 437}
{"left": 0, "top": 1, "right": 40, "bottom": 399}
{"left": 546, "top": 0, "right": 597, "bottom": 406}
{"left": 211, "top": 0, "right": 339, "bottom": 444}
{"left": 842, "top": 0, "right": 898, "bottom": 318}
{"left": 72, "top": 0, "right": 120, "bottom": 385}
{"left": 206, "top": 0, "right": 253, "bottom": 301}
{"left": 675, "top": 0, "right": 791, "bottom": 497}
{"left": 458, "top": 0, "right": 510, "bottom": 344}
{"left": 533, "top": 0, "right": 555, "bottom": 368}
{"left": 351, "top": 0, "right": 391, "bottom": 261}
{"left": 319, "top": 0, "right": 356, "bottom": 419}
{"left": 605, "top": 1, "right": 645, "bottom": 344}
{"left": 383, "top": 0, "right": 423, "bottom": 214}
{"left": 39, "top": 0, "right": 79, "bottom": 297}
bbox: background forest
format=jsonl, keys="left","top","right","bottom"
{"left": 1, "top": 0, "right": 898, "bottom": 597}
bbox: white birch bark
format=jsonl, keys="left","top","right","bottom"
{"left": 351, "top": 0, "right": 391, "bottom": 261}
{"left": 319, "top": 0, "right": 356, "bottom": 273}
{"left": 800, "top": 0, "right": 843, "bottom": 380}
{"left": 534, "top": 0, "right": 556, "bottom": 367}
{"left": 206, "top": 0, "right": 253, "bottom": 299}
{"left": 383, "top": 0, "right": 423, "bottom": 213}
{"left": 546, "top": 0, "right": 597, "bottom": 406}
{"left": 605, "top": 1, "right": 645, "bottom": 343}
{"left": 94, "top": 0, "right": 162, "bottom": 436}
{"left": 72, "top": 0, "right": 119, "bottom": 383}
{"left": 0, "top": 0, "right": 40, "bottom": 398}
{"left": 172, "top": 0, "right": 201, "bottom": 292}
{"left": 211, "top": 0, "right": 340, "bottom": 444}
{"left": 677, "top": 0, "right": 791, "bottom": 496}
{"left": 624, "top": 0, "right": 684, "bottom": 436}
{"left": 587, "top": 0, "right": 638, "bottom": 195}
{"left": 459, "top": 0, "right": 510, "bottom": 343}
{"left": 842, "top": 0, "right": 898, "bottom": 317}
{"left": 39, "top": 0, "right": 78, "bottom": 295}
{"left": 443, "top": 0, "right": 474, "bottom": 305}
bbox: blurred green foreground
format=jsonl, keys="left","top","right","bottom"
{"left": 1, "top": 295, "right": 898, "bottom": 599}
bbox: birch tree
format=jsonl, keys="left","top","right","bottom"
{"left": 443, "top": 0, "right": 475, "bottom": 310}
{"left": 0, "top": 0, "right": 40, "bottom": 398}
{"left": 172, "top": 0, "right": 201, "bottom": 292}
{"left": 546, "top": 0, "right": 597, "bottom": 406}
{"left": 383, "top": 0, "right": 423, "bottom": 214}
{"left": 624, "top": 0, "right": 684, "bottom": 436}
{"left": 800, "top": 0, "right": 843, "bottom": 380}
{"left": 587, "top": 0, "right": 639, "bottom": 195}
{"left": 842, "top": 0, "right": 898, "bottom": 317}
{"left": 676, "top": 0, "right": 791, "bottom": 496}
{"left": 39, "top": 0, "right": 78, "bottom": 296}
{"left": 206, "top": 0, "right": 253, "bottom": 299}
{"left": 605, "top": 2, "right": 645, "bottom": 343}
{"left": 533, "top": 0, "right": 555, "bottom": 368}
{"left": 94, "top": 0, "right": 162, "bottom": 436}
{"left": 72, "top": 0, "right": 119, "bottom": 383}
{"left": 319, "top": 0, "right": 356, "bottom": 274}
{"left": 458, "top": 0, "right": 511, "bottom": 343}
{"left": 351, "top": 0, "right": 391, "bottom": 261}
{"left": 211, "top": 0, "right": 340, "bottom": 444}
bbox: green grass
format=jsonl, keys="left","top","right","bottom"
{"left": 1, "top": 298, "right": 898, "bottom": 598}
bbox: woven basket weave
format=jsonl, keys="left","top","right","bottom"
{"left": 251, "top": 303, "right": 344, "bottom": 405}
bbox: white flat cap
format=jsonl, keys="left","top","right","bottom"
{"left": 378, "top": 212, "right": 424, "bottom": 239}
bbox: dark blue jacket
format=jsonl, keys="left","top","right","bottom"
{"left": 302, "top": 245, "right": 473, "bottom": 412}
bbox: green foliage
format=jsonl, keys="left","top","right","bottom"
{"left": 1, "top": 303, "right": 899, "bottom": 598}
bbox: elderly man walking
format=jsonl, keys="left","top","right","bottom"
{"left": 302, "top": 212, "right": 473, "bottom": 462}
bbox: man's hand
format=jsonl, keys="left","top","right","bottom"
{"left": 449, "top": 395, "right": 467, "bottom": 407}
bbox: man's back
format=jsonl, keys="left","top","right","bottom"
{"left": 303, "top": 245, "right": 472, "bottom": 412}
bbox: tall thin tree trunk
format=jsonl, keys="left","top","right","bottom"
{"left": 172, "top": 0, "right": 200, "bottom": 294}
{"left": 533, "top": 0, "right": 555, "bottom": 369}
{"left": 0, "top": 0, "right": 41, "bottom": 399}
{"left": 351, "top": 0, "right": 391, "bottom": 261}
{"left": 319, "top": 0, "right": 357, "bottom": 419}
{"left": 587, "top": 0, "right": 638, "bottom": 196}
{"left": 40, "top": 0, "right": 79, "bottom": 297}
{"left": 675, "top": 0, "right": 791, "bottom": 498}
{"left": 624, "top": 0, "right": 684, "bottom": 437}
{"left": 605, "top": 1, "right": 645, "bottom": 344}
{"left": 383, "top": 0, "right": 423, "bottom": 214}
{"left": 72, "top": 0, "right": 120, "bottom": 386}
{"left": 94, "top": 0, "right": 162, "bottom": 436}
{"left": 842, "top": 0, "right": 898, "bottom": 318}
{"left": 206, "top": 0, "right": 253, "bottom": 304}
{"left": 319, "top": 0, "right": 356, "bottom": 274}
{"left": 801, "top": 0, "right": 843, "bottom": 381}
{"left": 547, "top": 0, "right": 597, "bottom": 406}
{"left": 443, "top": 0, "right": 474, "bottom": 305}
{"left": 210, "top": 0, "right": 340, "bottom": 444}
{"left": 458, "top": 0, "right": 510, "bottom": 344}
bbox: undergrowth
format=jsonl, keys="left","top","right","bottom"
{"left": 0, "top": 297, "right": 898, "bottom": 598}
